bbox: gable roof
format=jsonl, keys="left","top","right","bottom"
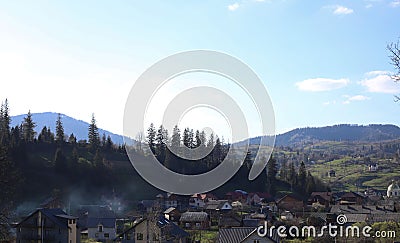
{"left": 340, "top": 191, "right": 366, "bottom": 199}
{"left": 276, "top": 194, "right": 303, "bottom": 204}
{"left": 219, "top": 227, "right": 279, "bottom": 243}
{"left": 17, "top": 208, "right": 73, "bottom": 228}
{"left": 77, "top": 205, "right": 116, "bottom": 228}
{"left": 156, "top": 216, "right": 189, "bottom": 238}
{"left": 116, "top": 217, "right": 189, "bottom": 240}
{"left": 180, "top": 212, "right": 208, "bottom": 222}
{"left": 330, "top": 205, "right": 395, "bottom": 214}
{"left": 218, "top": 227, "right": 255, "bottom": 243}
{"left": 205, "top": 200, "right": 231, "bottom": 210}
{"left": 309, "top": 192, "right": 332, "bottom": 202}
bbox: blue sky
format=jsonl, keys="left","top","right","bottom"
{"left": 0, "top": 0, "right": 399, "bottom": 139}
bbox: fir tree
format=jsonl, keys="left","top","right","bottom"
{"left": 171, "top": 125, "right": 181, "bottom": 149}
{"left": 22, "top": 110, "right": 36, "bottom": 142}
{"left": 146, "top": 123, "right": 156, "bottom": 154}
{"left": 55, "top": 113, "right": 65, "bottom": 144}
{"left": 298, "top": 161, "right": 307, "bottom": 191}
{"left": 88, "top": 113, "right": 100, "bottom": 149}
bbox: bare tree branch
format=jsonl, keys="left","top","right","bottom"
{"left": 387, "top": 39, "right": 400, "bottom": 101}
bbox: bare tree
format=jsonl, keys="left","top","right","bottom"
{"left": 388, "top": 38, "right": 400, "bottom": 100}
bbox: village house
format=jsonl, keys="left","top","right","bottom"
{"left": 339, "top": 192, "right": 366, "bottom": 205}
{"left": 329, "top": 204, "right": 400, "bottom": 224}
{"left": 276, "top": 194, "right": 304, "bottom": 212}
{"left": 368, "top": 163, "right": 378, "bottom": 172}
{"left": 205, "top": 200, "right": 232, "bottom": 212}
{"left": 247, "top": 192, "right": 272, "bottom": 206}
{"left": 189, "top": 193, "right": 217, "bottom": 208}
{"left": 156, "top": 193, "right": 186, "bottom": 210}
{"left": 307, "top": 191, "right": 333, "bottom": 208}
{"left": 179, "top": 212, "right": 210, "bottom": 230}
{"left": 225, "top": 190, "right": 248, "bottom": 203}
{"left": 16, "top": 208, "right": 80, "bottom": 243}
{"left": 387, "top": 180, "right": 400, "bottom": 198}
{"left": 78, "top": 205, "right": 116, "bottom": 242}
{"left": 114, "top": 216, "right": 188, "bottom": 243}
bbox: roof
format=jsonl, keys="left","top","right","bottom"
{"left": 180, "top": 212, "right": 208, "bottom": 222}
{"left": 218, "top": 227, "right": 256, "bottom": 243}
{"left": 78, "top": 205, "right": 116, "bottom": 229}
{"left": 17, "top": 208, "right": 72, "bottom": 228}
{"left": 86, "top": 218, "right": 115, "bottom": 228}
{"left": 78, "top": 205, "right": 116, "bottom": 218}
{"left": 205, "top": 200, "right": 231, "bottom": 210}
{"left": 156, "top": 216, "right": 189, "bottom": 238}
{"left": 116, "top": 217, "right": 188, "bottom": 240}
{"left": 344, "top": 214, "right": 368, "bottom": 223}
{"left": 310, "top": 192, "right": 332, "bottom": 201}
{"left": 219, "top": 214, "right": 241, "bottom": 227}
{"left": 191, "top": 193, "right": 216, "bottom": 200}
{"left": 340, "top": 191, "right": 366, "bottom": 199}
{"left": 242, "top": 219, "right": 259, "bottom": 227}
{"left": 219, "top": 227, "right": 279, "bottom": 243}
{"left": 163, "top": 207, "right": 177, "bottom": 214}
{"left": 330, "top": 205, "right": 395, "bottom": 214}
{"left": 276, "top": 194, "right": 303, "bottom": 204}
{"left": 249, "top": 192, "right": 272, "bottom": 199}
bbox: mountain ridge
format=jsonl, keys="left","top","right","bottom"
{"left": 11, "top": 112, "right": 124, "bottom": 144}
{"left": 10, "top": 112, "right": 400, "bottom": 146}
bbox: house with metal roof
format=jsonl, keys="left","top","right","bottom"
{"left": 16, "top": 208, "right": 80, "bottom": 243}
{"left": 114, "top": 216, "right": 189, "bottom": 243}
{"left": 180, "top": 211, "right": 210, "bottom": 230}
{"left": 218, "top": 227, "right": 279, "bottom": 243}
{"left": 77, "top": 205, "right": 116, "bottom": 242}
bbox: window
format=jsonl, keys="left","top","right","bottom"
{"left": 98, "top": 225, "right": 103, "bottom": 232}
{"left": 195, "top": 222, "right": 201, "bottom": 228}
{"left": 137, "top": 233, "right": 144, "bottom": 240}
{"left": 104, "top": 233, "right": 109, "bottom": 238}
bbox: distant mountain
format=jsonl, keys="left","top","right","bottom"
{"left": 11, "top": 112, "right": 124, "bottom": 144}
{"left": 247, "top": 124, "right": 400, "bottom": 147}
{"left": 11, "top": 113, "right": 400, "bottom": 147}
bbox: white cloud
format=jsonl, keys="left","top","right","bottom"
{"left": 342, "top": 95, "right": 370, "bottom": 104}
{"left": 390, "top": 0, "right": 400, "bottom": 7}
{"left": 228, "top": 3, "right": 240, "bottom": 11}
{"left": 365, "top": 70, "right": 391, "bottom": 76}
{"left": 333, "top": 5, "right": 354, "bottom": 15}
{"left": 296, "top": 78, "right": 349, "bottom": 92}
{"left": 360, "top": 71, "right": 400, "bottom": 94}
{"left": 365, "top": 4, "right": 373, "bottom": 8}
